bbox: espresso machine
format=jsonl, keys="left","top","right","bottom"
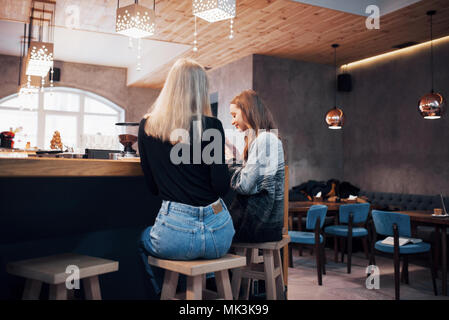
{"left": 115, "top": 122, "right": 139, "bottom": 157}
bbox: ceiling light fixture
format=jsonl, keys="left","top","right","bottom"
{"left": 116, "top": 0, "right": 156, "bottom": 71}
{"left": 19, "top": 0, "right": 56, "bottom": 96}
{"left": 193, "top": 0, "right": 236, "bottom": 23}
{"left": 192, "top": 0, "right": 236, "bottom": 52}
{"left": 418, "top": 10, "right": 444, "bottom": 120}
{"left": 325, "top": 44, "right": 345, "bottom": 129}
{"left": 116, "top": 0, "right": 156, "bottom": 38}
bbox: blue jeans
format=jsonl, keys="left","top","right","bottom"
{"left": 139, "top": 198, "right": 235, "bottom": 295}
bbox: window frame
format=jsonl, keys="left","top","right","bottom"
{"left": 0, "top": 87, "right": 125, "bottom": 149}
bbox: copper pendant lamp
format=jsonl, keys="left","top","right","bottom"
{"left": 325, "top": 44, "right": 345, "bottom": 129}
{"left": 418, "top": 10, "right": 444, "bottom": 119}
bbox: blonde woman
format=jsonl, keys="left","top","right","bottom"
{"left": 138, "top": 58, "right": 234, "bottom": 295}
{"left": 227, "top": 89, "right": 285, "bottom": 243}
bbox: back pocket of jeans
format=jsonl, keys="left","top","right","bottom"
{"left": 157, "top": 220, "right": 196, "bottom": 260}
{"left": 209, "top": 214, "right": 235, "bottom": 258}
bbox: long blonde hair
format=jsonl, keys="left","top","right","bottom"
{"left": 144, "top": 58, "right": 212, "bottom": 143}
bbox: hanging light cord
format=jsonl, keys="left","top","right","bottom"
{"left": 430, "top": 13, "right": 434, "bottom": 93}
{"left": 334, "top": 46, "right": 337, "bottom": 108}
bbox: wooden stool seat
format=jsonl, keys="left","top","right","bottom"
{"left": 6, "top": 253, "right": 119, "bottom": 300}
{"left": 231, "top": 234, "right": 290, "bottom": 300}
{"left": 148, "top": 254, "right": 246, "bottom": 300}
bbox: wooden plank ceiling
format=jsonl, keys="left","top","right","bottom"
{"left": 2, "top": 0, "right": 449, "bottom": 88}
{"left": 137, "top": 0, "right": 449, "bottom": 87}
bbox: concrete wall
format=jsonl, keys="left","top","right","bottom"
{"left": 340, "top": 39, "right": 449, "bottom": 195}
{"left": 0, "top": 54, "right": 160, "bottom": 122}
{"left": 208, "top": 55, "right": 253, "bottom": 132}
{"left": 253, "top": 54, "right": 343, "bottom": 188}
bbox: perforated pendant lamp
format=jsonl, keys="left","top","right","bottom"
{"left": 325, "top": 44, "right": 345, "bottom": 129}
{"left": 418, "top": 10, "right": 444, "bottom": 119}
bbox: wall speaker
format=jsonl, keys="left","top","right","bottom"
{"left": 48, "top": 67, "right": 61, "bottom": 82}
{"left": 337, "top": 73, "right": 352, "bottom": 92}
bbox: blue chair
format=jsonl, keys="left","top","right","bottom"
{"left": 371, "top": 210, "right": 437, "bottom": 300}
{"left": 288, "top": 205, "right": 327, "bottom": 285}
{"left": 324, "top": 203, "right": 371, "bottom": 273}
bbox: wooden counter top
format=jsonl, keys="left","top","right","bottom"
{"left": 0, "top": 157, "right": 144, "bottom": 177}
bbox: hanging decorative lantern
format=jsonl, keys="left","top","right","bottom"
{"left": 325, "top": 44, "right": 345, "bottom": 129}
{"left": 25, "top": 41, "right": 54, "bottom": 77}
{"left": 18, "top": 0, "right": 56, "bottom": 96}
{"left": 116, "top": 1, "right": 156, "bottom": 39}
{"left": 192, "top": 0, "right": 236, "bottom": 23}
{"left": 192, "top": 0, "right": 236, "bottom": 52}
{"left": 418, "top": 10, "right": 444, "bottom": 119}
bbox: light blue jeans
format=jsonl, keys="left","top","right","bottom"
{"left": 139, "top": 198, "right": 235, "bottom": 295}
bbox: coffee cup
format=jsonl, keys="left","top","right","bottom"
{"left": 434, "top": 208, "right": 443, "bottom": 215}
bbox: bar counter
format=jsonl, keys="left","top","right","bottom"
{"left": 0, "top": 156, "right": 161, "bottom": 299}
{"left": 0, "top": 157, "right": 143, "bottom": 177}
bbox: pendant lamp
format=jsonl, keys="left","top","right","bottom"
{"left": 418, "top": 10, "right": 444, "bottom": 119}
{"left": 325, "top": 44, "right": 345, "bottom": 129}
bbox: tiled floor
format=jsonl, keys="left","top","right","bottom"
{"left": 287, "top": 248, "right": 449, "bottom": 300}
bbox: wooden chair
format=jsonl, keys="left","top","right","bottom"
{"left": 6, "top": 253, "right": 119, "bottom": 300}
{"left": 230, "top": 166, "right": 291, "bottom": 300}
{"left": 324, "top": 203, "right": 371, "bottom": 273}
{"left": 288, "top": 205, "right": 327, "bottom": 285}
{"left": 370, "top": 210, "right": 437, "bottom": 300}
{"left": 231, "top": 235, "right": 290, "bottom": 300}
{"left": 148, "top": 254, "right": 246, "bottom": 300}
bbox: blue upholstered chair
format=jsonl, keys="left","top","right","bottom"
{"left": 370, "top": 210, "right": 437, "bottom": 300}
{"left": 288, "top": 205, "right": 327, "bottom": 285}
{"left": 324, "top": 203, "right": 371, "bottom": 273}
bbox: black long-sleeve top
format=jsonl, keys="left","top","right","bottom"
{"left": 138, "top": 115, "right": 231, "bottom": 207}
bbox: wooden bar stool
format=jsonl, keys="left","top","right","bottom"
{"left": 148, "top": 254, "right": 246, "bottom": 300}
{"left": 6, "top": 253, "right": 119, "bottom": 300}
{"left": 231, "top": 234, "right": 290, "bottom": 300}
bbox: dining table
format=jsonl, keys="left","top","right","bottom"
{"left": 397, "top": 210, "right": 449, "bottom": 296}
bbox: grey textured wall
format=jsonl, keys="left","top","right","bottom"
{"left": 252, "top": 55, "right": 343, "bottom": 188}
{"left": 208, "top": 55, "right": 253, "bottom": 131}
{"left": 0, "top": 54, "right": 159, "bottom": 122}
{"left": 340, "top": 40, "right": 449, "bottom": 195}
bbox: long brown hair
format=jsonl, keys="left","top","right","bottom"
{"left": 231, "top": 90, "right": 277, "bottom": 161}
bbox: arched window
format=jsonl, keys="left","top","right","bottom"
{"left": 0, "top": 87, "right": 125, "bottom": 151}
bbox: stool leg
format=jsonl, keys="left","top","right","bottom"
{"left": 83, "top": 276, "right": 102, "bottom": 300}
{"left": 215, "top": 270, "right": 233, "bottom": 300}
{"left": 240, "top": 249, "right": 255, "bottom": 300}
{"left": 231, "top": 248, "right": 248, "bottom": 300}
{"left": 22, "top": 279, "right": 42, "bottom": 300}
{"left": 186, "top": 275, "right": 202, "bottom": 300}
{"left": 49, "top": 283, "right": 67, "bottom": 300}
{"left": 274, "top": 249, "right": 285, "bottom": 300}
{"left": 263, "top": 249, "right": 276, "bottom": 300}
{"left": 161, "top": 270, "right": 179, "bottom": 300}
